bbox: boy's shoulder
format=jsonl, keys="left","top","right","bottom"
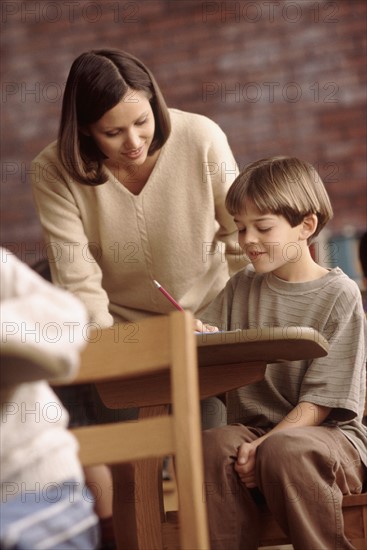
{"left": 230, "top": 265, "right": 363, "bottom": 306}
{"left": 295, "top": 267, "right": 364, "bottom": 319}
{"left": 324, "top": 267, "right": 363, "bottom": 301}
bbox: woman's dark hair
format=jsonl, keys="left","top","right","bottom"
{"left": 57, "top": 49, "right": 171, "bottom": 185}
{"left": 359, "top": 231, "right": 367, "bottom": 278}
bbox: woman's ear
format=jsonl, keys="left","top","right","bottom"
{"left": 300, "top": 214, "right": 318, "bottom": 241}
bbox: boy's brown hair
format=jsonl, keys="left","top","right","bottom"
{"left": 226, "top": 156, "right": 334, "bottom": 242}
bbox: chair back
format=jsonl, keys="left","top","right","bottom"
{"left": 66, "top": 311, "right": 209, "bottom": 550}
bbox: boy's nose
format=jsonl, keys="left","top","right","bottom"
{"left": 242, "top": 229, "right": 257, "bottom": 245}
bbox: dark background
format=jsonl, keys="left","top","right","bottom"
{"left": 1, "top": 0, "right": 366, "bottom": 283}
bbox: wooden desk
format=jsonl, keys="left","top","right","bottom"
{"left": 77, "top": 325, "right": 328, "bottom": 408}
{"left": 70, "top": 322, "right": 328, "bottom": 550}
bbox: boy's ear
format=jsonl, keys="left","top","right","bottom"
{"left": 300, "top": 214, "right": 318, "bottom": 241}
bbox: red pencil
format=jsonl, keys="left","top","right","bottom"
{"left": 153, "top": 280, "right": 184, "bottom": 311}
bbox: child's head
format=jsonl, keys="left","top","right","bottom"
{"left": 226, "top": 156, "right": 333, "bottom": 243}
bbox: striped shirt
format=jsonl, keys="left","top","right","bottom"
{"left": 202, "top": 265, "right": 367, "bottom": 466}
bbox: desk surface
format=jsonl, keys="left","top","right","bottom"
{"left": 196, "top": 326, "right": 328, "bottom": 366}
{"left": 70, "top": 324, "right": 329, "bottom": 408}
{"left": 73, "top": 324, "right": 328, "bottom": 385}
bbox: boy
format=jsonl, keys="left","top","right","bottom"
{"left": 201, "top": 157, "right": 367, "bottom": 549}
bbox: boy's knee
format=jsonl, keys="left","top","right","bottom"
{"left": 202, "top": 427, "right": 227, "bottom": 460}
{"left": 257, "top": 430, "right": 303, "bottom": 467}
{"left": 202, "top": 425, "right": 242, "bottom": 465}
{"left": 201, "top": 396, "right": 227, "bottom": 429}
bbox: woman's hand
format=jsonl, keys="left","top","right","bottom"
{"left": 194, "top": 319, "right": 219, "bottom": 333}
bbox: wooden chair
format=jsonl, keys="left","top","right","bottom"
{"left": 258, "top": 492, "right": 367, "bottom": 549}
{"left": 64, "top": 311, "right": 210, "bottom": 550}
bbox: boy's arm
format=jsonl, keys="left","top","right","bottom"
{"left": 235, "top": 401, "right": 331, "bottom": 488}
{"left": 194, "top": 319, "right": 219, "bottom": 333}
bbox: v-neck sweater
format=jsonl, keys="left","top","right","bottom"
{"left": 32, "top": 109, "right": 244, "bottom": 327}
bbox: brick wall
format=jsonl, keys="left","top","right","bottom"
{"left": 1, "top": 0, "right": 366, "bottom": 271}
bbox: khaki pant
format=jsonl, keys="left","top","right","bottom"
{"left": 203, "top": 424, "right": 366, "bottom": 550}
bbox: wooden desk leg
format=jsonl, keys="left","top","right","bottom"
{"left": 110, "top": 406, "right": 167, "bottom": 550}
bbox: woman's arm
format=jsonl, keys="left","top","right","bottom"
{"left": 31, "top": 147, "right": 114, "bottom": 328}
{"left": 208, "top": 126, "right": 247, "bottom": 275}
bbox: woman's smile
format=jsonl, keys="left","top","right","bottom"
{"left": 122, "top": 144, "right": 145, "bottom": 160}
{"left": 86, "top": 89, "right": 155, "bottom": 170}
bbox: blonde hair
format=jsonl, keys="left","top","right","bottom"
{"left": 226, "top": 156, "right": 333, "bottom": 241}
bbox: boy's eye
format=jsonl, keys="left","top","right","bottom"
{"left": 258, "top": 227, "right": 271, "bottom": 233}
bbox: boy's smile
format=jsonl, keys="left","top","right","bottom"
{"left": 234, "top": 200, "right": 315, "bottom": 282}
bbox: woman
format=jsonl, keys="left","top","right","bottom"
{"left": 31, "top": 49, "right": 245, "bottom": 547}
{"left": 32, "top": 49, "right": 244, "bottom": 328}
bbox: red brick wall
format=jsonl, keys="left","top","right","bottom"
{"left": 1, "top": 0, "right": 366, "bottom": 268}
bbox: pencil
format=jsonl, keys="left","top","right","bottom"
{"left": 153, "top": 280, "right": 184, "bottom": 311}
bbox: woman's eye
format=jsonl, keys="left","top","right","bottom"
{"left": 135, "top": 118, "right": 147, "bottom": 126}
{"left": 105, "top": 132, "right": 120, "bottom": 137}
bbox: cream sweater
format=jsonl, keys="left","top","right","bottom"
{"left": 32, "top": 109, "right": 244, "bottom": 328}
{"left": 0, "top": 249, "right": 88, "bottom": 498}
{"left": 202, "top": 264, "right": 367, "bottom": 467}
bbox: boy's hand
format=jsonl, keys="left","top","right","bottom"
{"left": 234, "top": 441, "right": 258, "bottom": 488}
{"left": 194, "top": 319, "right": 219, "bottom": 333}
